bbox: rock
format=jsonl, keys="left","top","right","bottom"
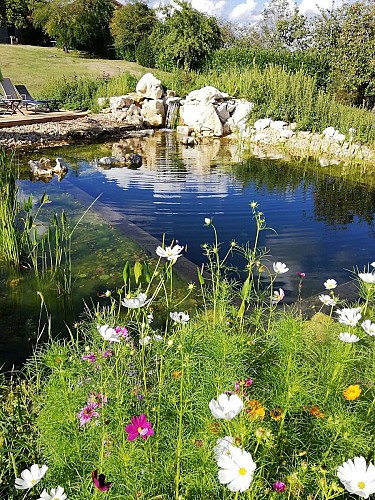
{"left": 254, "top": 118, "right": 272, "bottom": 131}
{"left": 216, "top": 102, "right": 230, "bottom": 123}
{"left": 280, "top": 129, "right": 295, "bottom": 139}
{"left": 180, "top": 101, "right": 223, "bottom": 137}
{"left": 136, "top": 73, "right": 164, "bottom": 100}
{"left": 176, "top": 125, "right": 190, "bottom": 135}
{"left": 230, "top": 101, "right": 254, "bottom": 134}
{"left": 333, "top": 132, "right": 345, "bottom": 143}
{"left": 323, "top": 127, "right": 336, "bottom": 138}
{"left": 180, "top": 136, "right": 198, "bottom": 146}
{"left": 141, "top": 99, "right": 166, "bottom": 127}
{"left": 184, "top": 86, "right": 229, "bottom": 103}
{"left": 270, "top": 120, "right": 287, "bottom": 130}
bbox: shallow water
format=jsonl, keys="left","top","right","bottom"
{"left": 2, "top": 131, "right": 375, "bottom": 367}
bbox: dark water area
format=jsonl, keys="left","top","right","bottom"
{"left": 1, "top": 131, "right": 375, "bottom": 369}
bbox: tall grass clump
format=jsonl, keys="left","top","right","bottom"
{"left": 2, "top": 204, "right": 375, "bottom": 499}
{"left": 39, "top": 71, "right": 138, "bottom": 111}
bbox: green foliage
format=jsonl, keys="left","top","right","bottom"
{"left": 110, "top": 1, "right": 157, "bottom": 61}
{"left": 135, "top": 37, "right": 155, "bottom": 68}
{"left": 203, "top": 47, "right": 331, "bottom": 89}
{"left": 32, "top": 0, "right": 114, "bottom": 55}
{"left": 151, "top": 0, "right": 223, "bottom": 71}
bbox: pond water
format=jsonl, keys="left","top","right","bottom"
{"left": 2, "top": 131, "right": 375, "bottom": 368}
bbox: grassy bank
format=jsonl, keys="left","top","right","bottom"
{"left": 0, "top": 44, "right": 148, "bottom": 95}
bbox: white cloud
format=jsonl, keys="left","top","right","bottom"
{"left": 298, "top": 0, "right": 343, "bottom": 15}
{"left": 228, "top": 0, "right": 259, "bottom": 23}
{"left": 191, "top": 0, "right": 227, "bottom": 16}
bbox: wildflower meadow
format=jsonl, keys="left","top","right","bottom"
{"left": 1, "top": 203, "right": 375, "bottom": 499}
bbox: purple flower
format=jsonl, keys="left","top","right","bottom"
{"left": 88, "top": 392, "right": 108, "bottom": 407}
{"left": 102, "top": 349, "right": 113, "bottom": 359}
{"left": 125, "top": 414, "right": 154, "bottom": 441}
{"left": 82, "top": 353, "right": 96, "bottom": 363}
{"left": 273, "top": 481, "right": 286, "bottom": 493}
{"left": 77, "top": 402, "right": 100, "bottom": 426}
{"left": 92, "top": 470, "right": 112, "bottom": 491}
{"left": 296, "top": 272, "right": 306, "bottom": 278}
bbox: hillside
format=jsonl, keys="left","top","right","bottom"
{"left": 0, "top": 44, "right": 147, "bottom": 94}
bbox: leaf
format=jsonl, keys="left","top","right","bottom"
{"left": 133, "top": 261, "right": 143, "bottom": 284}
{"left": 197, "top": 267, "right": 205, "bottom": 285}
{"left": 123, "top": 261, "right": 130, "bottom": 284}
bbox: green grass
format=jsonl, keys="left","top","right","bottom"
{"left": 0, "top": 44, "right": 149, "bottom": 96}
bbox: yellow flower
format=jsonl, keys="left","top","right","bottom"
{"left": 269, "top": 408, "right": 283, "bottom": 421}
{"left": 246, "top": 399, "right": 265, "bottom": 420}
{"left": 343, "top": 384, "right": 361, "bottom": 401}
{"left": 308, "top": 405, "right": 325, "bottom": 419}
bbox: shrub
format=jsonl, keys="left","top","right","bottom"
{"left": 135, "top": 37, "right": 155, "bottom": 68}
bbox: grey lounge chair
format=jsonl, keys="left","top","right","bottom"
{"left": 15, "top": 84, "right": 60, "bottom": 112}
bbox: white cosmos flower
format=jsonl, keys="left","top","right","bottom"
{"left": 358, "top": 273, "right": 375, "bottom": 284}
{"left": 362, "top": 320, "right": 375, "bottom": 336}
{"left": 15, "top": 464, "right": 48, "bottom": 490}
{"left": 339, "top": 332, "right": 360, "bottom": 343}
{"left": 155, "top": 244, "right": 184, "bottom": 262}
{"left": 153, "top": 334, "right": 163, "bottom": 341}
{"left": 209, "top": 393, "right": 244, "bottom": 420}
{"left": 139, "top": 335, "right": 151, "bottom": 346}
{"left": 170, "top": 311, "right": 190, "bottom": 324}
{"left": 319, "top": 294, "right": 336, "bottom": 306}
{"left": 271, "top": 288, "right": 285, "bottom": 304}
{"left": 324, "top": 279, "right": 337, "bottom": 290}
{"left": 273, "top": 262, "right": 289, "bottom": 274}
{"left": 204, "top": 218, "right": 212, "bottom": 225}
{"left": 97, "top": 324, "right": 121, "bottom": 342}
{"left": 214, "top": 436, "right": 236, "bottom": 458}
{"left": 337, "top": 456, "right": 375, "bottom": 499}
{"left": 217, "top": 445, "right": 257, "bottom": 492}
{"left": 38, "top": 486, "right": 67, "bottom": 500}
{"left": 121, "top": 293, "right": 150, "bottom": 309}
{"left": 336, "top": 307, "right": 362, "bottom": 327}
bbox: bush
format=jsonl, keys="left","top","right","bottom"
{"left": 135, "top": 37, "right": 155, "bottom": 68}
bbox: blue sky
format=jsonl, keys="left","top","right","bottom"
{"left": 119, "top": 0, "right": 343, "bottom": 24}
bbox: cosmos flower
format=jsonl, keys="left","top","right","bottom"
{"left": 273, "top": 481, "right": 286, "bottom": 493}
{"left": 77, "top": 402, "right": 100, "bottom": 426}
{"left": 156, "top": 244, "right": 184, "bottom": 262}
{"left": 139, "top": 335, "right": 151, "bottom": 346}
{"left": 82, "top": 353, "right": 97, "bottom": 362}
{"left": 343, "top": 384, "right": 362, "bottom": 401}
{"left": 336, "top": 307, "right": 362, "bottom": 327}
{"left": 214, "top": 436, "right": 236, "bottom": 458}
{"left": 271, "top": 288, "right": 285, "bottom": 304}
{"left": 170, "top": 311, "right": 190, "bottom": 323}
{"left": 358, "top": 273, "right": 375, "bottom": 284}
{"left": 209, "top": 393, "right": 244, "bottom": 420}
{"left": 92, "top": 470, "right": 112, "bottom": 492}
{"left": 338, "top": 332, "right": 360, "bottom": 343}
{"left": 125, "top": 414, "right": 154, "bottom": 441}
{"left": 319, "top": 294, "right": 336, "bottom": 306}
{"left": 204, "top": 218, "right": 212, "bottom": 225}
{"left": 246, "top": 400, "right": 265, "bottom": 420}
{"left": 97, "top": 324, "right": 121, "bottom": 342}
{"left": 217, "top": 446, "right": 257, "bottom": 492}
{"left": 273, "top": 262, "right": 289, "bottom": 274}
{"left": 38, "top": 487, "right": 67, "bottom": 500}
{"left": 337, "top": 456, "right": 375, "bottom": 499}
{"left": 362, "top": 320, "right": 375, "bottom": 336}
{"left": 121, "top": 293, "right": 150, "bottom": 309}
{"left": 15, "top": 464, "right": 48, "bottom": 490}
{"left": 324, "top": 279, "right": 337, "bottom": 290}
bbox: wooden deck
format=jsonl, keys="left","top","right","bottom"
{"left": 0, "top": 109, "right": 88, "bottom": 128}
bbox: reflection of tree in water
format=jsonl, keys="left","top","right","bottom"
{"left": 233, "top": 157, "right": 375, "bottom": 228}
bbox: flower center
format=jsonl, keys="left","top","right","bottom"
{"left": 358, "top": 481, "right": 366, "bottom": 490}
{"left": 239, "top": 467, "right": 247, "bottom": 476}
{"left": 138, "top": 427, "right": 148, "bottom": 436}
{"left": 31, "top": 479, "right": 36, "bottom": 485}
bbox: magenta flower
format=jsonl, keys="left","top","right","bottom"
{"left": 88, "top": 392, "right": 108, "bottom": 407}
{"left": 273, "top": 481, "right": 286, "bottom": 493}
{"left": 115, "top": 326, "right": 129, "bottom": 338}
{"left": 92, "top": 470, "right": 112, "bottom": 491}
{"left": 296, "top": 272, "right": 306, "bottom": 278}
{"left": 82, "top": 353, "right": 96, "bottom": 362}
{"left": 102, "top": 349, "right": 113, "bottom": 359}
{"left": 234, "top": 378, "right": 253, "bottom": 392}
{"left": 125, "top": 414, "right": 154, "bottom": 441}
{"left": 77, "top": 402, "right": 100, "bottom": 426}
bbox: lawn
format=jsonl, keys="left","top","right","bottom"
{"left": 0, "top": 44, "right": 148, "bottom": 94}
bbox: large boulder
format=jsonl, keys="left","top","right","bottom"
{"left": 184, "top": 86, "right": 229, "bottom": 103}
{"left": 180, "top": 101, "right": 223, "bottom": 137}
{"left": 136, "top": 73, "right": 164, "bottom": 100}
{"left": 141, "top": 99, "right": 166, "bottom": 127}
{"left": 229, "top": 101, "right": 254, "bottom": 134}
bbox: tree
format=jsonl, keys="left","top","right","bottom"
{"left": 150, "top": 1, "right": 223, "bottom": 71}
{"left": 32, "top": 0, "right": 114, "bottom": 55}
{"left": 110, "top": 1, "right": 157, "bottom": 61}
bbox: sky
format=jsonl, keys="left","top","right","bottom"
{"left": 119, "top": 0, "right": 344, "bottom": 25}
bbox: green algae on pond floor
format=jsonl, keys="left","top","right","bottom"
{"left": 0, "top": 188, "right": 196, "bottom": 370}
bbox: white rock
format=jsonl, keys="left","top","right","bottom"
{"left": 254, "top": 118, "right": 272, "bottom": 131}
{"left": 270, "top": 120, "right": 287, "bottom": 130}
{"left": 230, "top": 101, "right": 254, "bottom": 134}
{"left": 180, "top": 101, "right": 223, "bottom": 136}
{"left": 110, "top": 95, "right": 135, "bottom": 111}
{"left": 136, "top": 73, "right": 163, "bottom": 100}
{"left": 184, "top": 86, "right": 229, "bottom": 103}
{"left": 323, "top": 126, "right": 336, "bottom": 137}
{"left": 176, "top": 125, "right": 190, "bottom": 135}
{"left": 141, "top": 99, "right": 165, "bottom": 127}
{"left": 216, "top": 102, "right": 230, "bottom": 123}
{"left": 280, "top": 129, "right": 295, "bottom": 139}
{"left": 333, "top": 132, "right": 345, "bottom": 143}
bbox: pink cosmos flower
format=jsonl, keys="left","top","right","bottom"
{"left": 125, "top": 414, "right": 154, "bottom": 441}
{"left": 82, "top": 353, "right": 96, "bottom": 362}
{"left": 296, "top": 272, "right": 305, "bottom": 278}
{"left": 102, "top": 349, "right": 113, "bottom": 359}
{"left": 273, "top": 481, "right": 286, "bottom": 493}
{"left": 92, "top": 470, "right": 112, "bottom": 491}
{"left": 234, "top": 378, "right": 253, "bottom": 392}
{"left": 115, "top": 326, "right": 129, "bottom": 337}
{"left": 77, "top": 402, "right": 100, "bottom": 426}
{"left": 88, "top": 393, "right": 108, "bottom": 407}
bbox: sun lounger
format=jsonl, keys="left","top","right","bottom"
{"left": 15, "top": 84, "right": 60, "bottom": 112}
